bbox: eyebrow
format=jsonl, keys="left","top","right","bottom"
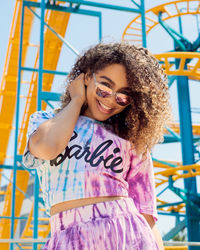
{"left": 99, "top": 75, "right": 131, "bottom": 91}
{"left": 100, "top": 76, "right": 115, "bottom": 87}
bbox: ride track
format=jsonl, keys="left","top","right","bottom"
{"left": 0, "top": 0, "right": 71, "bottom": 249}
{"left": 0, "top": 0, "right": 199, "bottom": 249}
{"left": 123, "top": 0, "right": 200, "bottom": 247}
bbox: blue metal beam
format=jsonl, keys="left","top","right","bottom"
{"left": 191, "top": 32, "right": 200, "bottom": 51}
{"left": 157, "top": 185, "right": 169, "bottom": 197}
{"left": 157, "top": 9, "right": 200, "bottom": 243}
{"left": 33, "top": 0, "right": 46, "bottom": 248}
{"left": 0, "top": 165, "right": 24, "bottom": 170}
{"left": 165, "top": 126, "right": 181, "bottom": 141}
{"left": 44, "top": 100, "right": 55, "bottom": 110}
{"left": 168, "top": 75, "right": 177, "bottom": 88}
{"left": 163, "top": 219, "right": 186, "bottom": 241}
{"left": 152, "top": 158, "right": 177, "bottom": 168}
{"left": 140, "top": 0, "right": 146, "bottom": 48}
{"left": 158, "top": 211, "right": 186, "bottom": 217}
{"left": 24, "top": 0, "right": 139, "bottom": 14}
{"left": 163, "top": 136, "right": 180, "bottom": 143}
{"left": 158, "top": 12, "right": 191, "bottom": 51}
{"left": 15, "top": 243, "right": 24, "bottom": 250}
{"left": 98, "top": 12, "right": 102, "bottom": 41}
{"left": 16, "top": 154, "right": 22, "bottom": 162}
{"left": 25, "top": 1, "right": 102, "bottom": 16}
{"left": 9, "top": 1, "right": 145, "bottom": 248}
{"left": 27, "top": 6, "right": 80, "bottom": 55}
{"left": 25, "top": 0, "right": 103, "bottom": 49}
{"left": 1, "top": 173, "right": 32, "bottom": 201}
{"left": 157, "top": 201, "right": 184, "bottom": 209}
{"left": 130, "top": 0, "right": 140, "bottom": 9}
{"left": 158, "top": 135, "right": 199, "bottom": 144}
{"left": 0, "top": 216, "right": 27, "bottom": 220}
{"left": 180, "top": 13, "right": 200, "bottom": 51}
{"left": 27, "top": 2, "right": 103, "bottom": 46}
{"left": 169, "top": 178, "right": 199, "bottom": 211}
{"left": 21, "top": 66, "right": 68, "bottom": 76}
{"left": 55, "top": 0, "right": 141, "bottom": 13}
{"left": 41, "top": 91, "right": 61, "bottom": 102}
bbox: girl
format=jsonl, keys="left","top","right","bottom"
{"left": 23, "top": 42, "right": 171, "bottom": 249}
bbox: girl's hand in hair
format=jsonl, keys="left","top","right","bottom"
{"left": 68, "top": 73, "right": 86, "bottom": 106}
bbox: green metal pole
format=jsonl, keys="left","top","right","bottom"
{"left": 99, "top": 12, "right": 102, "bottom": 41}
{"left": 33, "top": 0, "right": 46, "bottom": 249}
{"left": 65, "top": 0, "right": 141, "bottom": 13}
{"left": 140, "top": 0, "right": 146, "bottom": 48}
{"left": 176, "top": 73, "right": 199, "bottom": 250}
{"left": 176, "top": 18, "right": 199, "bottom": 248}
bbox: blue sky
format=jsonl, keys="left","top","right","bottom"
{"left": 1, "top": 0, "right": 200, "bottom": 237}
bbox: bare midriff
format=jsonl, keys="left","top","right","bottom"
{"left": 50, "top": 196, "right": 126, "bottom": 216}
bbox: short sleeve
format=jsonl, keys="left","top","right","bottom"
{"left": 22, "top": 110, "right": 55, "bottom": 169}
{"left": 125, "top": 151, "right": 158, "bottom": 222}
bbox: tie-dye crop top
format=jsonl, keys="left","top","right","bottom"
{"left": 23, "top": 110, "right": 158, "bottom": 219}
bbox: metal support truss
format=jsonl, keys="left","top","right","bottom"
{"left": 7, "top": 1, "right": 146, "bottom": 249}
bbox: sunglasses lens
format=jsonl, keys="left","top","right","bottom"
{"left": 96, "top": 84, "right": 112, "bottom": 98}
{"left": 116, "top": 93, "right": 131, "bottom": 106}
{"left": 95, "top": 80, "right": 131, "bottom": 107}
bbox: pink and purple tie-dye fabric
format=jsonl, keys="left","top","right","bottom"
{"left": 43, "top": 198, "right": 158, "bottom": 250}
{"left": 23, "top": 111, "right": 158, "bottom": 222}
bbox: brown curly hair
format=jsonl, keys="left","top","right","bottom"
{"left": 57, "top": 42, "right": 172, "bottom": 155}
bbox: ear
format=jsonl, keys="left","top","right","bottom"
{"left": 84, "top": 72, "right": 92, "bottom": 87}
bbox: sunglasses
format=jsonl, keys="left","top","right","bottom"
{"left": 93, "top": 74, "right": 131, "bottom": 106}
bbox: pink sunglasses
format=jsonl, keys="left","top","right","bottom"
{"left": 93, "top": 74, "right": 131, "bottom": 106}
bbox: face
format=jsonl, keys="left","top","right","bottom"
{"left": 84, "top": 64, "right": 131, "bottom": 121}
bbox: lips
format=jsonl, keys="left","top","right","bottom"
{"left": 97, "top": 100, "right": 113, "bottom": 114}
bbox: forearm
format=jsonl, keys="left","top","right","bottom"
{"left": 152, "top": 224, "right": 164, "bottom": 250}
{"left": 29, "top": 97, "right": 83, "bottom": 160}
{"left": 141, "top": 213, "right": 164, "bottom": 250}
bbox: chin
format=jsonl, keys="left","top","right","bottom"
{"left": 93, "top": 114, "right": 110, "bottom": 122}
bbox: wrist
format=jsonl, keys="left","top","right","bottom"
{"left": 71, "top": 96, "right": 85, "bottom": 106}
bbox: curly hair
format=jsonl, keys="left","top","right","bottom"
{"left": 57, "top": 42, "right": 172, "bottom": 155}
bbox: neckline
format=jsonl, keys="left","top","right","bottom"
{"left": 79, "top": 115, "right": 104, "bottom": 125}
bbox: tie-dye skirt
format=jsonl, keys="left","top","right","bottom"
{"left": 43, "top": 198, "right": 158, "bottom": 250}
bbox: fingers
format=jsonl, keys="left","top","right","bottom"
{"left": 68, "top": 73, "right": 86, "bottom": 104}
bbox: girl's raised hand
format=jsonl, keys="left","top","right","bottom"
{"left": 68, "top": 73, "right": 86, "bottom": 105}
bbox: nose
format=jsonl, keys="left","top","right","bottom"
{"left": 104, "top": 94, "right": 117, "bottom": 106}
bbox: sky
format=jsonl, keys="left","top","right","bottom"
{"left": 0, "top": 0, "right": 200, "bottom": 238}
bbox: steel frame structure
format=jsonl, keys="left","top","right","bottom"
{"left": 1, "top": 0, "right": 200, "bottom": 249}
{"left": 5, "top": 1, "right": 147, "bottom": 249}
{"left": 159, "top": 10, "right": 199, "bottom": 249}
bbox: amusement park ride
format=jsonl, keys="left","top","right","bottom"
{"left": 0, "top": 0, "right": 199, "bottom": 249}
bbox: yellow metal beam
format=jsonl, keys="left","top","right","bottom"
{"left": 164, "top": 247, "right": 188, "bottom": 250}
{"left": 0, "top": 1, "right": 70, "bottom": 246}
{"left": 155, "top": 52, "right": 200, "bottom": 80}
{"left": 122, "top": 0, "right": 200, "bottom": 45}
{"left": 166, "top": 123, "right": 200, "bottom": 136}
